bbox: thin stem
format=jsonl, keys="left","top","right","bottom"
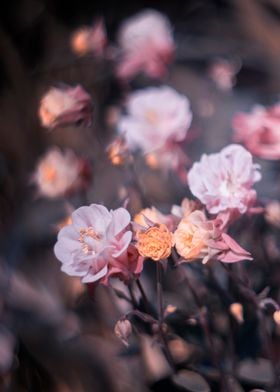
{"left": 136, "top": 278, "right": 150, "bottom": 312}
{"left": 128, "top": 283, "right": 138, "bottom": 309}
{"left": 156, "top": 262, "right": 164, "bottom": 322}
{"left": 156, "top": 261, "right": 175, "bottom": 371}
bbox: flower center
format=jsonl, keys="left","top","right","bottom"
{"left": 145, "top": 110, "right": 159, "bottom": 124}
{"left": 78, "top": 227, "right": 102, "bottom": 254}
{"left": 42, "top": 164, "right": 57, "bottom": 183}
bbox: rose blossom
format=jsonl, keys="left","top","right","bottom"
{"left": 116, "top": 9, "right": 175, "bottom": 80}
{"left": 71, "top": 19, "right": 107, "bottom": 57}
{"left": 39, "top": 85, "right": 92, "bottom": 129}
{"left": 118, "top": 86, "right": 192, "bottom": 154}
{"left": 135, "top": 223, "right": 173, "bottom": 261}
{"left": 232, "top": 103, "right": 280, "bottom": 160}
{"left": 174, "top": 210, "right": 252, "bottom": 263}
{"left": 188, "top": 144, "right": 261, "bottom": 214}
{"left": 32, "top": 147, "right": 87, "bottom": 198}
{"left": 54, "top": 204, "right": 134, "bottom": 283}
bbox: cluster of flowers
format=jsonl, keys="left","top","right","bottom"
{"left": 54, "top": 144, "right": 260, "bottom": 286}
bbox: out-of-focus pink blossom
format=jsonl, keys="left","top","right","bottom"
{"left": 145, "top": 142, "right": 189, "bottom": 179}
{"left": 116, "top": 9, "right": 175, "bottom": 80}
{"left": 208, "top": 59, "right": 240, "bottom": 90}
{"left": 54, "top": 204, "right": 134, "bottom": 284}
{"left": 118, "top": 86, "right": 192, "bottom": 154}
{"left": 71, "top": 19, "right": 107, "bottom": 57}
{"left": 32, "top": 147, "right": 88, "bottom": 198}
{"left": 174, "top": 210, "right": 252, "bottom": 264}
{"left": 39, "top": 85, "right": 92, "bottom": 129}
{"left": 188, "top": 144, "right": 261, "bottom": 214}
{"left": 232, "top": 103, "right": 280, "bottom": 160}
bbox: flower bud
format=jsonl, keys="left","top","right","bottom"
{"left": 114, "top": 319, "right": 132, "bottom": 347}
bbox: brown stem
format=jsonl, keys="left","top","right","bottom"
{"left": 156, "top": 261, "right": 175, "bottom": 371}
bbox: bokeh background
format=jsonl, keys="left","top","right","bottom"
{"left": 0, "top": 0, "right": 280, "bottom": 391}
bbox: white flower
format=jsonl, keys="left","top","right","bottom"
{"left": 188, "top": 144, "right": 261, "bottom": 214}
{"left": 33, "top": 147, "right": 83, "bottom": 198}
{"left": 118, "top": 86, "right": 192, "bottom": 153}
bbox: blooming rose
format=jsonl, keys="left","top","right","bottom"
{"left": 71, "top": 19, "right": 107, "bottom": 57}
{"left": 232, "top": 103, "right": 280, "bottom": 160}
{"left": 39, "top": 85, "right": 92, "bottom": 129}
{"left": 116, "top": 9, "right": 175, "bottom": 80}
{"left": 32, "top": 147, "right": 87, "bottom": 198}
{"left": 54, "top": 204, "right": 133, "bottom": 283}
{"left": 174, "top": 210, "right": 252, "bottom": 263}
{"left": 118, "top": 86, "right": 192, "bottom": 154}
{"left": 188, "top": 144, "right": 261, "bottom": 214}
{"left": 135, "top": 223, "right": 173, "bottom": 261}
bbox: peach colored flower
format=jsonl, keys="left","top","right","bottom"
{"left": 54, "top": 204, "right": 132, "bottom": 283}
{"left": 136, "top": 224, "right": 173, "bottom": 261}
{"left": 174, "top": 211, "right": 210, "bottom": 261}
{"left": 174, "top": 210, "right": 252, "bottom": 263}
{"left": 106, "top": 136, "right": 131, "bottom": 166}
{"left": 32, "top": 147, "right": 87, "bottom": 198}
{"left": 71, "top": 19, "right": 107, "bottom": 57}
{"left": 188, "top": 144, "right": 261, "bottom": 214}
{"left": 232, "top": 103, "right": 280, "bottom": 160}
{"left": 39, "top": 85, "right": 92, "bottom": 129}
{"left": 116, "top": 9, "right": 174, "bottom": 80}
{"left": 118, "top": 86, "right": 192, "bottom": 154}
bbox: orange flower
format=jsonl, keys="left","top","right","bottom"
{"left": 136, "top": 224, "right": 173, "bottom": 261}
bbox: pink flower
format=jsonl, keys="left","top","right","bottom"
{"left": 100, "top": 244, "right": 144, "bottom": 285}
{"left": 118, "top": 86, "right": 192, "bottom": 153}
{"left": 39, "top": 85, "right": 92, "bottom": 129}
{"left": 208, "top": 59, "right": 240, "bottom": 91}
{"left": 188, "top": 144, "right": 261, "bottom": 214}
{"left": 232, "top": 103, "right": 280, "bottom": 160}
{"left": 54, "top": 204, "right": 134, "bottom": 283}
{"left": 116, "top": 9, "right": 175, "bottom": 80}
{"left": 174, "top": 210, "right": 252, "bottom": 264}
{"left": 71, "top": 19, "right": 107, "bottom": 57}
{"left": 32, "top": 147, "right": 88, "bottom": 198}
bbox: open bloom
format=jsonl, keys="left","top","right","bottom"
{"left": 174, "top": 210, "right": 252, "bottom": 263}
{"left": 136, "top": 224, "right": 173, "bottom": 261}
{"left": 118, "top": 86, "right": 192, "bottom": 154}
{"left": 32, "top": 147, "right": 88, "bottom": 198}
{"left": 232, "top": 103, "right": 280, "bottom": 160}
{"left": 39, "top": 85, "right": 92, "bottom": 129}
{"left": 188, "top": 144, "right": 261, "bottom": 214}
{"left": 71, "top": 19, "right": 107, "bottom": 57}
{"left": 54, "top": 204, "right": 134, "bottom": 283}
{"left": 116, "top": 9, "right": 175, "bottom": 80}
